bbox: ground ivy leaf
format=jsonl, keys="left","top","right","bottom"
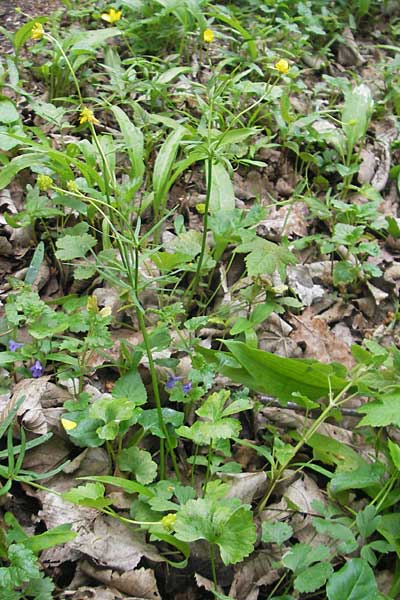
{"left": 117, "top": 447, "right": 157, "bottom": 485}
{"left": 113, "top": 368, "right": 147, "bottom": 405}
{"left": 55, "top": 233, "right": 97, "bottom": 260}
{"left": 294, "top": 562, "right": 333, "bottom": 593}
{"left": 326, "top": 558, "right": 378, "bottom": 600}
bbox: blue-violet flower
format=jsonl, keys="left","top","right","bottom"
{"left": 30, "top": 360, "right": 44, "bottom": 378}
{"left": 8, "top": 340, "right": 23, "bottom": 352}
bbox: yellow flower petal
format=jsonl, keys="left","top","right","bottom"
{"left": 203, "top": 28, "right": 214, "bottom": 43}
{"left": 161, "top": 513, "right": 177, "bottom": 531}
{"left": 101, "top": 8, "right": 122, "bottom": 24}
{"left": 31, "top": 22, "right": 44, "bottom": 41}
{"left": 79, "top": 106, "right": 100, "bottom": 125}
{"left": 275, "top": 59, "right": 290, "bottom": 74}
{"left": 100, "top": 306, "right": 112, "bottom": 318}
{"left": 61, "top": 418, "right": 77, "bottom": 431}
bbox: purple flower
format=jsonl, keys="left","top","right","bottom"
{"left": 165, "top": 375, "right": 182, "bottom": 390}
{"left": 183, "top": 381, "right": 192, "bottom": 394}
{"left": 8, "top": 340, "right": 23, "bottom": 352}
{"left": 29, "top": 360, "right": 44, "bottom": 378}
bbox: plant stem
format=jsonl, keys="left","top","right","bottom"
{"left": 257, "top": 378, "right": 356, "bottom": 513}
{"left": 133, "top": 246, "right": 180, "bottom": 481}
{"left": 210, "top": 543, "right": 218, "bottom": 591}
{"left": 186, "top": 158, "right": 213, "bottom": 307}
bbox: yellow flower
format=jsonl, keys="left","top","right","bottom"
{"left": 37, "top": 174, "right": 53, "bottom": 191}
{"left": 161, "top": 513, "right": 177, "bottom": 531}
{"left": 275, "top": 59, "right": 290, "bottom": 74}
{"left": 31, "top": 22, "right": 44, "bottom": 41}
{"left": 61, "top": 418, "right": 77, "bottom": 431}
{"left": 203, "top": 28, "right": 214, "bottom": 43}
{"left": 80, "top": 106, "right": 100, "bottom": 125}
{"left": 67, "top": 180, "right": 79, "bottom": 193}
{"left": 101, "top": 8, "right": 122, "bottom": 23}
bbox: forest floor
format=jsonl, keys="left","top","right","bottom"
{"left": 1, "top": 1, "right": 400, "bottom": 600}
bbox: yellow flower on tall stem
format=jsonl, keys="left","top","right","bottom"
{"left": 101, "top": 7, "right": 122, "bottom": 23}
{"left": 31, "top": 22, "right": 45, "bottom": 40}
{"left": 203, "top": 28, "right": 214, "bottom": 43}
{"left": 80, "top": 106, "right": 100, "bottom": 125}
{"left": 275, "top": 59, "right": 290, "bottom": 74}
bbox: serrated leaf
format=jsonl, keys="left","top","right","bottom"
{"left": 261, "top": 521, "right": 293, "bottom": 545}
{"left": 236, "top": 237, "right": 297, "bottom": 279}
{"left": 113, "top": 368, "right": 147, "bottom": 405}
{"left": 358, "top": 392, "right": 400, "bottom": 427}
{"left": 55, "top": 233, "right": 97, "bottom": 260}
{"left": 174, "top": 497, "right": 256, "bottom": 566}
{"left": 283, "top": 543, "right": 330, "bottom": 573}
{"left": 326, "top": 558, "right": 378, "bottom": 600}
{"left": 294, "top": 562, "right": 333, "bottom": 593}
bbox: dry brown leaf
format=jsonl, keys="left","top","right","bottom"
{"left": 287, "top": 264, "right": 325, "bottom": 306}
{"left": 220, "top": 472, "right": 267, "bottom": 504}
{"left": 81, "top": 562, "right": 161, "bottom": 599}
{"left": 11, "top": 377, "right": 72, "bottom": 435}
{"left": 289, "top": 308, "right": 355, "bottom": 369}
{"left": 229, "top": 550, "right": 281, "bottom": 600}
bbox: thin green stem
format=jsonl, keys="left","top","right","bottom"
{"left": 257, "top": 378, "right": 357, "bottom": 513}
{"left": 133, "top": 246, "right": 180, "bottom": 481}
{"left": 186, "top": 158, "right": 213, "bottom": 307}
{"left": 210, "top": 543, "right": 218, "bottom": 591}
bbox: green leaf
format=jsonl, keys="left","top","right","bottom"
{"left": 326, "top": 558, "right": 378, "bottom": 600}
{"left": 261, "top": 521, "right": 293, "bottom": 545}
{"left": 0, "top": 99, "right": 19, "bottom": 124}
{"left": 25, "top": 524, "right": 76, "bottom": 553}
{"left": 294, "top": 562, "right": 333, "bottom": 594}
{"left": 236, "top": 237, "right": 297, "bottom": 279}
{"left": 209, "top": 162, "right": 235, "bottom": 213}
{"left": 358, "top": 392, "right": 400, "bottom": 427}
{"left": 79, "top": 475, "right": 153, "bottom": 497}
{"left": 63, "top": 482, "right": 112, "bottom": 509}
{"left": 0, "top": 154, "right": 42, "bottom": 190}
{"left": 282, "top": 543, "right": 330, "bottom": 572}
{"left": 153, "top": 125, "right": 187, "bottom": 215}
{"left": 312, "top": 517, "right": 357, "bottom": 552}
{"left": 117, "top": 447, "right": 157, "bottom": 485}
{"left": 25, "top": 242, "right": 45, "bottom": 285}
{"left": 55, "top": 233, "right": 97, "bottom": 260}
{"left": 342, "top": 84, "right": 374, "bottom": 151}
{"left": 113, "top": 368, "right": 147, "bottom": 405}
{"left": 111, "top": 105, "right": 144, "bottom": 183}
{"left": 174, "top": 497, "right": 256, "bottom": 566}
{"left": 222, "top": 341, "right": 347, "bottom": 403}
{"left": 329, "top": 462, "right": 385, "bottom": 495}
{"left": 356, "top": 506, "right": 381, "bottom": 538}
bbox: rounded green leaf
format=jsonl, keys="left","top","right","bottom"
{"left": 327, "top": 558, "right": 378, "bottom": 600}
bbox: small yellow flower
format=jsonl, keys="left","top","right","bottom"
{"left": 196, "top": 203, "right": 206, "bottom": 214}
{"left": 67, "top": 180, "right": 79, "bottom": 193}
{"left": 31, "top": 22, "right": 44, "bottom": 41}
{"left": 275, "top": 59, "right": 290, "bottom": 74}
{"left": 203, "top": 29, "right": 214, "bottom": 43}
{"left": 86, "top": 295, "right": 98, "bottom": 312}
{"left": 161, "top": 513, "right": 177, "bottom": 531}
{"left": 101, "top": 8, "right": 122, "bottom": 23}
{"left": 80, "top": 106, "right": 100, "bottom": 126}
{"left": 61, "top": 418, "right": 77, "bottom": 431}
{"left": 37, "top": 174, "right": 53, "bottom": 191}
